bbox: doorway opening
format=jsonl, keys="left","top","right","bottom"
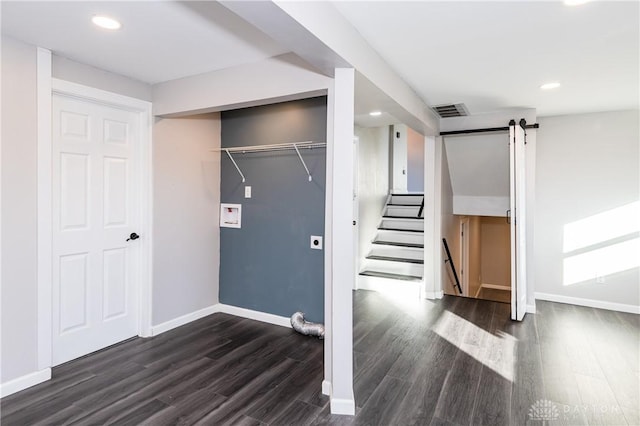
{"left": 444, "top": 215, "right": 511, "bottom": 304}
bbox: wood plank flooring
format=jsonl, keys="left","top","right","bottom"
{"left": 2, "top": 291, "right": 638, "bottom": 425}
{"left": 476, "top": 287, "right": 511, "bottom": 304}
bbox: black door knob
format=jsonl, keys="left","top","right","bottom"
{"left": 126, "top": 233, "right": 140, "bottom": 242}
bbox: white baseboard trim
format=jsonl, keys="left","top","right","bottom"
{"left": 216, "top": 304, "right": 292, "bottom": 328}
{"left": 535, "top": 292, "right": 640, "bottom": 314}
{"left": 150, "top": 303, "right": 293, "bottom": 337}
{"left": 151, "top": 305, "right": 219, "bottom": 336}
{"left": 0, "top": 368, "right": 51, "bottom": 398}
{"left": 424, "top": 290, "right": 444, "bottom": 300}
{"left": 322, "top": 380, "right": 332, "bottom": 396}
{"left": 331, "top": 397, "right": 356, "bottom": 415}
{"left": 481, "top": 283, "right": 511, "bottom": 291}
{"left": 526, "top": 304, "right": 537, "bottom": 314}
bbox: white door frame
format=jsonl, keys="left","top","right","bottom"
{"left": 459, "top": 217, "right": 470, "bottom": 297}
{"left": 353, "top": 136, "right": 360, "bottom": 290}
{"left": 36, "top": 49, "right": 153, "bottom": 371}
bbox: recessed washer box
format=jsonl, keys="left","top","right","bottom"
{"left": 220, "top": 203, "right": 242, "bottom": 229}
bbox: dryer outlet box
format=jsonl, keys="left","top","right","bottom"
{"left": 310, "top": 236, "right": 323, "bottom": 250}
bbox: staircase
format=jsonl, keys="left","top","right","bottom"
{"left": 358, "top": 193, "right": 425, "bottom": 298}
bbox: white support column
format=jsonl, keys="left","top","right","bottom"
{"left": 36, "top": 47, "right": 53, "bottom": 370}
{"left": 433, "top": 136, "right": 444, "bottom": 298}
{"left": 423, "top": 135, "right": 437, "bottom": 299}
{"left": 327, "top": 68, "right": 355, "bottom": 415}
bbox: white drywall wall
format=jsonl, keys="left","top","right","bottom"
{"left": 444, "top": 133, "right": 510, "bottom": 216}
{"left": 356, "top": 125, "right": 389, "bottom": 273}
{"left": 152, "top": 53, "right": 331, "bottom": 117}
{"left": 1, "top": 36, "right": 39, "bottom": 383}
{"left": 441, "top": 109, "right": 536, "bottom": 217}
{"left": 407, "top": 126, "right": 424, "bottom": 192}
{"left": 535, "top": 110, "right": 639, "bottom": 310}
{"left": 441, "top": 141, "right": 456, "bottom": 295}
{"left": 152, "top": 115, "right": 221, "bottom": 325}
{"left": 52, "top": 55, "right": 152, "bottom": 101}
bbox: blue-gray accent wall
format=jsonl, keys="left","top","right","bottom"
{"left": 219, "top": 97, "right": 326, "bottom": 322}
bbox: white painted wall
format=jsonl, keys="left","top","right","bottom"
{"left": 356, "top": 126, "right": 389, "bottom": 273}
{"left": 407, "top": 127, "right": 424, "bottom": 192}
{"left": 152, "top": 115, "right": 221, "bottom": 325}
{"left": 441, "top": 110, "right": 536, "bottom": 218}
{"left": 1, "top": 36, "right": 39, "bottom": 383}
{"left": 440, "top": 140, "right": 456, "bottom": 294}
{"left": 391, "top": 124, "right": 408, "bottom": 192}
{"left": 444, "top": 133, "right": 510, "bottom": 217}
{"left": 535, "top": 110, "right": 639, "bottom": 311}
{"left": 52, "top": 55, "right": 152, "bottom": 102}
{"left": 153, "top": 53, "right": 331, "bottom": 117}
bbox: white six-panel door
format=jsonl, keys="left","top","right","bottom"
{"left": 52, "top": 94, "right": 140, "bottom": 366}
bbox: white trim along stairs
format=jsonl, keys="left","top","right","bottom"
{"left": 358, "top": 193, "right": 424, "bottom": 298}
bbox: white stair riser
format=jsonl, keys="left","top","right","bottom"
{"left": 386, "top": 205, "right": 421, "bottom": 217}
{"left": 380, "top": 219, "right": 424, "bottom": 231}
{"left": 363, "top": 258, "right": 424, "bottom": 276}
{"left": 390, "top": 195, "right": 423, "bottom": 205}
{"left": 375, "top": 230, "right": 424, "bottom": 245}
{"left": 369, "top": 245, "right": 424, "bottom": 260}
{"left": 358, "top": 275, "right": 422, "bottom": 299}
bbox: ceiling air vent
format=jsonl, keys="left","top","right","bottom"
{"left": 433, "top": 103, "right": 469, "bottom": 118}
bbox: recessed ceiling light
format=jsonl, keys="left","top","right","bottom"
{"left": 540, "top": 82, "right": 561, "bottom": 90}
{"left": 369, "top": 111, "right": 382, "bottom": 116}
{"left": 92, "top": 15, "right": 121, "bottom": 30}
{"left": 564, "top": 0, "right": 589, "bottom": 5}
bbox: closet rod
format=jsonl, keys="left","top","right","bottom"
{"left": 212, "top": 141, "right": 326, "bottom": 182}
{"left": 211, "top": 141, "right": 326, "bottom": 153}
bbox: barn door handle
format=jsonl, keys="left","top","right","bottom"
{"left": 506, "top": 210, "right": 511, "bottom": 224}
{"left": 126, "top": 232, "right": 140, "bottom": 242}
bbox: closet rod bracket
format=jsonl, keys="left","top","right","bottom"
{"left": 293, "top": 143, "right": 313, "bottom": 182}
{"left": 225, "top": 149, "right": 246, "bottom": 183}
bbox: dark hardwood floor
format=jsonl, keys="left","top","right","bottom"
{"left": 2, "top": 291, "right": 638, "bottom": 425}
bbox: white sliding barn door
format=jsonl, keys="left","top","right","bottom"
{"left": 509, "top": 120, "right": 527, "bottom": 321}
{"left": 52, "top": 94, "right": 141, "bottom": 365}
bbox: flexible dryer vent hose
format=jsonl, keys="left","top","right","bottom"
{"left": 290, "top": 312, "right": 325, "bottom": 339}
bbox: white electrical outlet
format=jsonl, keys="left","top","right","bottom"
{"left": 244, "top": 186, "right": 251, "bottom": 198}
{"left": 310, "top": 236, "right": 323, "bottom": 250}
{"left": 595, "top": 274, "right": 605, "bottom": 284}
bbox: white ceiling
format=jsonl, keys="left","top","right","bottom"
{"left": 1, "top": 1, "right": 637, "bottom": 119}
{"left": 1, "top": 1, "right": 288, "bottom": 84}
{"left": 334, "top": 1, "right": 639, "bottom": 117}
